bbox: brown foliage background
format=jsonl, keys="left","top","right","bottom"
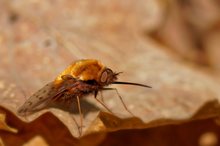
{"left": 1, "top": 0, "right": 220, "bottom": 146}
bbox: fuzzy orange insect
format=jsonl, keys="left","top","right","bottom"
{"left": 18, "top": 59, "right": 151, "bottom": 135}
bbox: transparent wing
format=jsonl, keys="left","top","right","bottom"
{"left": 17, "top": 78, "right": 77, "bottom": 116}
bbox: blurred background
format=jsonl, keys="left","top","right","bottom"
{"left": 1, "top": 0, "right": 220, "bottom": 74}
{"left": 1, "top": 0, "right": 220, "bottom": 146}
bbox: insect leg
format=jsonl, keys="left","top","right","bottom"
{"left": 94, "top": 91, "right": 113, "bottom": 114}
{"left": 76, "top": 95, "right": 83, "bottom": 137}
{"left": 102, "top": 88, "right": 134, "bottom": 116}
{"left": 62, "top": 93, "right": 82, "bottom": 136}
{"left": 68, "top": 112, "right": 81, "bottom": 137}
{"left": 100, "top": 91, "right": 105, "bottom": 103}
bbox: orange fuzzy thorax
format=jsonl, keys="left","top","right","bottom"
{"left": 55, "top": 59, "right": 105, "bottom": 84}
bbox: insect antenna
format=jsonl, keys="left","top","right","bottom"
{"left": 112, "top": 81, "right": 152, "bottom": 88}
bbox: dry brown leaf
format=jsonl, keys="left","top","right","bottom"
{"left": 23, "top": 135, "right": 48, "bottom": 146}
{"left": 0, "top": 1, "right": 220, "bottom": 146}
{"left": 0, "top": 138, "right": 5, "bottom": 146}
{"left": 2, "top": 30, "right": 220, "bottom": 138}
{"left": 0, "top": 112, "right": 17, "bottom": 133}
{"left": 0, "top": 107, "right": 78, "bottom": 146}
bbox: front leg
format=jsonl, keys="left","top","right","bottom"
{"left": 94, "top": 90, "right": 98, "bottom": 98}
{"left": 101, "top": 88, "right": 134, "bottom": 116}
{"left": 93, "top": 90, "right": 113, "bottom": 113}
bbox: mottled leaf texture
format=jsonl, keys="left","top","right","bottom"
{"left": 1, "top": 0, "right": 220, "bottom": 146}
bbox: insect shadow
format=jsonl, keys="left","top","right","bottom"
{"left": 20, "top": 97, "right": 100, "bottom": 118}
{"left": 48, "top": 97, "right": 100, "bottom": 117}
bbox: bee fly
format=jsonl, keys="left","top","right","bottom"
{"left": 18, "top": 59, "right": 151, "bottom": 136}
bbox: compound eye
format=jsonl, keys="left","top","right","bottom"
{"left": 100, "top": 68, "right": 113, "bottom": 84}
{"left": 100, "top": 70, "right": 108, "bottom": 83}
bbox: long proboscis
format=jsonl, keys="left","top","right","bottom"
{"left": 112, "top": 81, "right": 152, "bottom": 88}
